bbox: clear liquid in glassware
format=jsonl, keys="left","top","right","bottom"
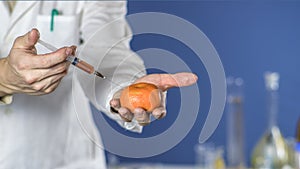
{"left": 251, "top": 72, "right": 294, "bottom": 169}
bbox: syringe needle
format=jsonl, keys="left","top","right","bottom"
{"left": 38, "top": 39, "right": 106, "bottom": 79}
{"left": 38, "top": 39, "right": 57, "bottom": 51}
{"left": 94, "top": 71, "right": 106, "bottom": 79}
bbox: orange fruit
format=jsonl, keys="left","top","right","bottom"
{"left": 120, "top": 82, "right": 161, "bottom": 112}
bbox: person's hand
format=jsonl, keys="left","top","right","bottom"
{"left": 0, "top": 29, "right": 76, "bottom": 97}
{"left": 110, "top": 72, "right": 198, "bottom": 125}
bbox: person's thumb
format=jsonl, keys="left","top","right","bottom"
{"left": 13, "top": 28, "right": 40, "bottom": 49}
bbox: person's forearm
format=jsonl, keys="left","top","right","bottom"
{"left": 0, "top": 58, "right": 13, "bottom": 97}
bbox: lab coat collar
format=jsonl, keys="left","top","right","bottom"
{"left": 2, "top": 1, "right": 38, "bottom": 39}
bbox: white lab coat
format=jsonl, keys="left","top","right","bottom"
{"left": 0, "top": 1, "right": 145, "bottom": 169}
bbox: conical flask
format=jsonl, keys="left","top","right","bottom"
{"left": 251, "top": 72, "right": 293, "bottom": 169}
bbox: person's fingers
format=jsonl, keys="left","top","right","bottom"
{"left": 134, "top": 108, "right": 150, "bottom": 126}
{"left": 25, "top": 61, "right": 69, "bottom": 83}
{"left": 118, "top": 107, "right": 134, "bottom": 122}
{"left": 26, "top": 79, "right": 61, "bottom": 96}
{"left": 42, "top": 61, "right": 70, "bottom": 80}
{"left": 13, "top": 28, "right": 40, "bottom": 50}
{"left": 39, "top": 61, "right": 70, "bottom": 81}
{"left": 110, "top": 97, "right": 135, "bottom": 123}
{"left": 31, "top": 46, "right": 37, "bottom": 54}
{"left": 171, "top": 72, "right": 198, "bottom": 87}
{"left": 135, "top": 72, "right": 198, "bottom": 91}
{"left": 30, "top": 47, "right": 74, "bottom": 69}
{"left": 70, "top": 45, "right": 77, "bottom": 56}
{"left": 110, "top": 98, "right": 121, "bottom": 112}
{"left": 110, "top": 89, "right": 123, "bottom": 113}
{"left": 43, "top": 72, "right": 67, "bottom": 91}
{"left": 30, "top": 71, "right": 67, "bottom": 92}
{"left": 152, "top": 106, "right": 167, "bottom": 119}
{"left": 42, "top": 79, "right": 62, "bottom": 94}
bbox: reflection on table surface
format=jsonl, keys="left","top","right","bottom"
{"left": 109, "top": 164, "right": 198, "bottom": 169}
{"left": 109, "top": 164, "right": 253, "bottom": 169}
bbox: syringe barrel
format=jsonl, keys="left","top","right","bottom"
{"left": 67, "top": 56, "right": 94, "bottom": 74}
{"left": 38, "top": 40, "right": 96, "bottom": 75}
{"left": 66, "top": 56, "right": 75, "bottom": 63}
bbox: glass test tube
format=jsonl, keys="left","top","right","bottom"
{"left": 226, "top": 77, "right": 246, "bottom": 169}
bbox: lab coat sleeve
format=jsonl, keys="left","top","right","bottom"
{"left": 0, "top": 95, "right": 13, "bottom": 105}
{"left": 75, "top": 1, "right": 146, "bottom": 132}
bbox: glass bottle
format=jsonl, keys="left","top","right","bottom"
{"left": 297, "top": 118, "right": 300, "bottom": 143}
{"left": 226, "top": 77, "right": 245, "bottom": 169}
{"left": 214, "top": 147, "right": 226, "bottom": 169}
{"left": 251, "top": 72, "right": 293, "bottom": 169}
{"left": 296, "top": 118, "right": 300, "bottom": 169}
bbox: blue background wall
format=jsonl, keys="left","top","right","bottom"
{"left": 92, "top": 1, "right": 300, "bottom": 167}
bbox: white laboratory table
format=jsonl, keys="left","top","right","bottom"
{"left": 109, "top": 164, "right": 199, "bottom": 169}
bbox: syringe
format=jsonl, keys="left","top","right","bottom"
{"left": 37, "top": 39, "right": 106, "bottom": 79}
